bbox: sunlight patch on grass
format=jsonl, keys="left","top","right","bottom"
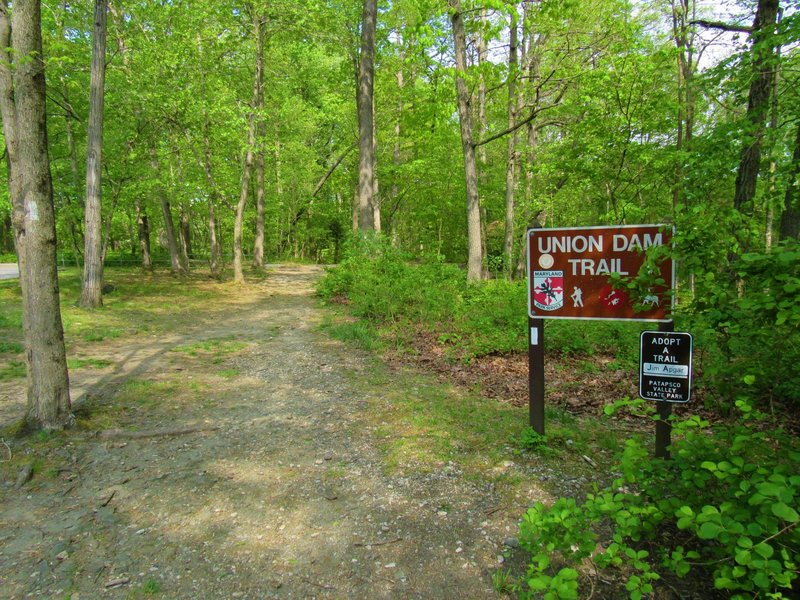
{"left": 0, "top": 360, "right": 25, "bottom": 380}
{"left": 67, "top": 357, "right": 114, "bottom": 369}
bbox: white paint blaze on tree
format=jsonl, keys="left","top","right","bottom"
{"left": 80, "top": 0, "right": 108, "bottom": 308}
{"left": 0, "top": 0, "right": 72, "bottom": 429}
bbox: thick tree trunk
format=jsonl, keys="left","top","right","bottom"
{"left": 79, "top": 0, "right": 108, "bottom": 308}
{"left": 503, "top": 13, "right": 520, "bottom": 278}
{"left": 234, "top": 12, "right": 265, "bottom": 283}
{"left": 356, "top": 0, "right": 376, "bottom": 231}
{"left": 450, "top": 0, "right": 483, "bottom": 281}
{"left": 0, "top": 0, "right": 72, "bottom": 430}
{"left": 135, "top": 198, "right": 152, "bottom": 271}
{"left": 779, "top": 122, "right": 800, "bottom": 240}
{"left": 733, "top": 0, "right": 780, "bottom": 214}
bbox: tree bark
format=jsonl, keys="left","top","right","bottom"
{"left": 201, "top": 120, "right": 221, "bottom": 277}
{"left": 252, "top": 17, "right": 267, "bottom": 269}
{"left": 150, "top": 148, "right": 184, "bottom": 275}
{"left": 61, "top": 80, "right": 83, "bottom": 266}
{"left": 135, "top": 198, "right": 152, "bottom": 271}
{"left": 779, "top": 122, "right": 800, "bottom": 240}
{"left": 371, "top": 94, "right": 381, "bottom": 232}
{"left": 79, "top": 0, "right": 108, "bottom": 308}
{"left": 450, "top": 0, "right": 483, "bottom": 281}
{"left": 670, "top": 0, "right": 696, "bottom": 210}
{"left": 179, "top": 203, "right": 191, "bottom": 266}
{"left": 234, "top": 11, "right": 265, "bottom": 283}
{"left": 733, "top": 0, "right": 780, "bottom": 214}
{"left": 356, "top": 0, "right": 377, "bottom": 231}
{"left": 503, "top": 12, "right": 520, "bottom": 278}
{"left": 0, "top": 0, "right": 72, "bottom": 430}
{"left": 253, "top": 147, "right": 266, "bottom": 268}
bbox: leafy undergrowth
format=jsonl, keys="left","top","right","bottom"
{"left": 318, "top": 238, "right": 800, "bottom": 599}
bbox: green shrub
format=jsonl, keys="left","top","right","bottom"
{"left": 517, "top": 406, "right": 800, "bottom": 599}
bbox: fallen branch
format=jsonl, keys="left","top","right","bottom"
{"left": 105, "top": 576, "right": 130, "bottom": 588}
{"left": 95, "top": 425, "right": 220, "bottom": 440}
{"left": 99, "top": 489, "right": 116, "bottom": 507}
{"left": 354, "top": 537, "right": 403, "bottom": 548}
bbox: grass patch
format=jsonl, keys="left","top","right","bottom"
{"left": 0, "top": 341, "right": 23, "bottom": 353}
{"left": 171, "top": 337, "right": 248, "bottom": 359}
{"left": 216, "top": 369, "right": 240, "bottom": 378}
{"left": 0, "top": 360, "right": 25, "bottom": 380}
{"left": 67, "top": 357, "right": 113, "bottom": 369}
{"left": 81, "top": 328, "right": 124, "bottom": 343}
{"left": 324, "top": 321, "right": 382, "bottom": 351}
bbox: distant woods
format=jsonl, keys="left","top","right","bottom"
{"left": 0, "top": 0, "right": 798, "bottom": 427}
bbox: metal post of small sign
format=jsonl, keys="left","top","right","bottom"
{"left": 528, "top": 316, "right": 545, "bottom": 435}
{"left": 654, "top": 320, "right": 674, "bottom": 459}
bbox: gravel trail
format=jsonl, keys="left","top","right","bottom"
{"left": 0, "top": 265, "right": 534, "bottom": 599}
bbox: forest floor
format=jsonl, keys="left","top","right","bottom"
{"left": 0, "top": 264, "right": 601, "bottom": 600}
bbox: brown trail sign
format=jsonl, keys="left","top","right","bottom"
{"left": 527, "top": 225, "right": 674, "bottom": 321}
{"left": 526, "top": 225, "right": 678, "bottom": 458}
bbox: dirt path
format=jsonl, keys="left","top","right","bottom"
{"left": 0, "top": 265, "right": 536, "bottom": 599}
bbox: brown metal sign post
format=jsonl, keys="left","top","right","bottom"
{"left": 528, "top": 317, "right": 545, "bottom": 435}
{"left": 525, "top": 225, "right": 676, "bottom": 444}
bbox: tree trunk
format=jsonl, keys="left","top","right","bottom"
{"left": 179, "top": 204, "right": 191, "bottom": 266}
{"left": 233, "top": 145, "right": 253, "bottom": 283}
{"left": 201, "top": 122, "right": 221, "bottom": 277}
{"left": 476, "top": 9, "right": 487, "bottom": 168}
{"left": 79, "top": 0, "right": 108, "bottom": 308}
{"left": 670, "top": 0, "right": 696, "bottom": 210}
{"left": 234, "top": 12, "right": 264, "bottom": 283}
{"left": 0, "top": 212, "right": 13, "bottom": 252}
{"left": 733, "top": 0, "right": 780, "bottom": 214}
{"left": 503, "top": 12, "right": 520, "bottom": 278}
{"left": 252, "top": 15, "right": 267, "bottom": 269}
{"left": 476, "top": 10, "right": 488, "bottom": 270}
{"left": 100, "top": 179, "right": 119, "bottom": 265}
{"left": 135, "top": 198, "right": 152, "bottom": 271}
{"left": 450, "top": 0, "right": 483, "bottom": 282}
{"left": 150, "top": 149, "right": 184, "bottom": 275}
{"left": 356, "top": 0, "right": 376, "bottom": 231}
{"left": 61, "top": 81, "right": 83, "bottom": 266}
{"left": 371, "top": 94, "right": 381, "bottom": 232}
{"left": 0, "top": 0, "right": 72, "bottom": 430}
{"left": 253, "top": 148, "right": 266, "bottom": 268}
{"left": 779, "top": 122, "right": 800, "bottom": 240}
{"left": 388, "top": 49, "right": 404, "bottom": 237}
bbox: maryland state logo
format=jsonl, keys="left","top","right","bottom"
{"left": 533, "top": 271, "right": 564, "bottom": 311}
